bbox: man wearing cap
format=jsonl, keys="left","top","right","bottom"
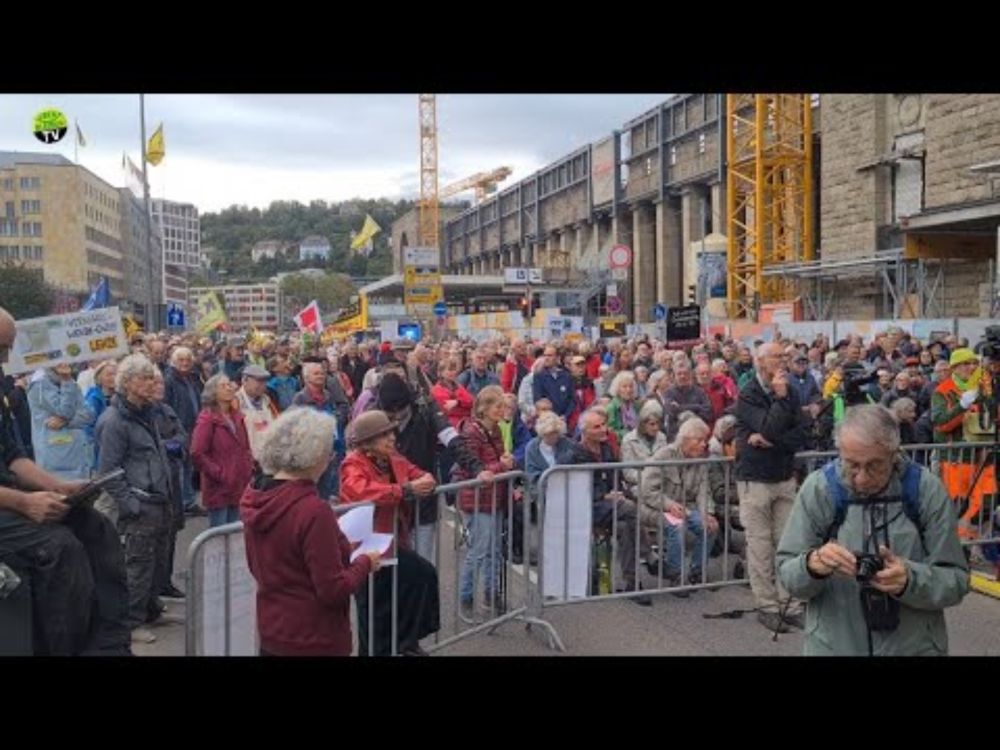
{"left": 932, "top": 347, "right": 995, "bottom": 540}
{"left": 215, "top": 336, "right": 246, "bottom": 382}
{"left": 368, "top": 371, "right": 488, "bottom": 563}
{"left": 235, "top": 365, "right": 278, "bottom": 464}
{"left": 534, "top": 345, "right": 575, "bottom": 423}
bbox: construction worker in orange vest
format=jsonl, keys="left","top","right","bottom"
{"left": 931, "top": 348, "right": 996, "bottom": 541}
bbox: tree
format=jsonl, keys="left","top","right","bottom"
{"left": 280, "top": 272, "right": 357, "bottom": 319}
{"left": 0, "top": 264, "right": 56, "bottom": 318}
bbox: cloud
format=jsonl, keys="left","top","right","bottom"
{"left": 0, "top": 93, "right": 669, "bottom": 212}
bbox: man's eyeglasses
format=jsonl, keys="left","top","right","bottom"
{"left": 842, "top": 458, "right": 890, "bottom": 477}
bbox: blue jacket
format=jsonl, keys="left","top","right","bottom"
{"left": 532, "top": 367, "right": 575, "bottom": 419}
{"left": 267, "top": 375, "right": 300, "bottom": 412}
{"left": 83, "top": 386, "right": 110, "bottom": 440}
{"left": 524, "top": 435, "right": 578, "bottom": 502}
{"left": 789, "top": 371, "right": 821, "bottom": 406}
{"left": 27, "top": 373, "right": 94, "bottom": 480}
{"left": 457, "top": 367, "right": 499, "bottom": 397}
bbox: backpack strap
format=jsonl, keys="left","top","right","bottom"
{"left": 823, "top": 460, "right": 850, "bottom": 542}
{"left": 899, "top": 459, "right": 925, "bottom": 546}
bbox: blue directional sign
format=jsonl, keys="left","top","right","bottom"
{"left": 433, "top": 301, "right": 448, "bottom": 317}
{"left": 653, "top": 303, "right": 667, "bottom": 321}
{"left": 167, "top": 303, "right": 185, "bottom": 328}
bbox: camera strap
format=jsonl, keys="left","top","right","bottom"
{"left": 822, "top": 460, "right": 924, "bottom": 548}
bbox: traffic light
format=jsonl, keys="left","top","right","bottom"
{"left": 687, "top": 284, "right": 697, "bottom": 305}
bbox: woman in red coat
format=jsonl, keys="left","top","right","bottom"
{"left": 430, "top": 357, "right": 474, "bottom": 430}
{"left": 338, "top": 410, "right": 441, "bottom": 656}
{"left": 241, "top": 407, "right": 381, "bottom": 656}
{"left": 190, "top": 374, "right": 256, "bottom": 528}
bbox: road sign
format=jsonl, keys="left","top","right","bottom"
{"left": 611, "top": 267, "right": 629, "bottom": 281}
{"left": 606, "top": 283, "right": 618, "bottom": 298}
{"left": 609, "top": 244, "right": 632, "bottom": 269}
{"left": 403, "top": 247, "right": 439, "bottom": 268}
{"left": 606, "top": 296, "right": 623, "bottom": 315}
{"left": 166, "top": 303, "right": 185, "bottom": 328}
{"left": 433, "top": 301, "right": 448, "bottom": 317}
{"left": 653, "top": 303, "right": 667, "bottom": 321}
{"left": 503, "top": 267, "right": 543, "bottom": 285}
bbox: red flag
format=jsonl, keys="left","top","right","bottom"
{"left": 293, "top": 300, "right": 322, "bottom": 333}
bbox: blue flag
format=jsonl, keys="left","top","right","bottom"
{"left": 81, "top": 276, "right": 110, "bottom": 311}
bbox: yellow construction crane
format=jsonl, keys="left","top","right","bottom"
{"left": 418, "top": 94, "right": 439, "bottom": 249}
{"left": 440, "top": 166, "right": 513, "bottom": 204}
{"left": 726, "top": 94, "right": 814, "bottom": 320}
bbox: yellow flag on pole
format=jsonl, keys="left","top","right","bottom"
{"left": 350, "top": 214, "right": 382, "bottom": 251}
{"left": 147, "top": 123, "right": 165, "bottom": 166}
{"left": 195, "top": 291, "right": 227, "bottom": 335}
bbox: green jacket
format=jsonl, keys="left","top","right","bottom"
{"left": 606, "top": 398, "right": 636, "bottom": 443}
{"left": 776, "top": 460, "right": 969, "bottom": 656}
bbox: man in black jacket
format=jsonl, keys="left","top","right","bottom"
{"left": 371, "top": 370, "right": 487, "bottom": 563}
{"left": 163, "top": 346, "right": 203, "bottom": 515}
{"left": 734, "top": 342, "right": 808, "bottom": 634}
{"left": 0, "top": 308, "right": 130, "bottom": 655}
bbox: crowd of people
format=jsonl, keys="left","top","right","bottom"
{"left": 0, "top": 305, "right": 991, "bottom": 655}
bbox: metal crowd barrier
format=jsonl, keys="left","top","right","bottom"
{"left": 186, "top": 501, "right": 398, "bottom": 656}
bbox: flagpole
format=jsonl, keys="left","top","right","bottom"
{"left": 140, "top": 94, "right": 157, "bottom": 330}
{"left": 73, "top": 119, "right": 78, "bottom": 164}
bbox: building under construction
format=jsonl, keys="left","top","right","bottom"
{"left": 405, "top": 94, "right": 999, "bottom": 323}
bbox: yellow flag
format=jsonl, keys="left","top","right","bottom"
{"left": 195, "top": 291, "right": 227, "bottom": 335}
{"left": 123, "top": 314, "right": 142, "bottom": 339}
{"left": 147, "top": 123, "right": 165, "bottom": 166}
{"left": 350, "top": 213, "right": 382, "bottom": 251}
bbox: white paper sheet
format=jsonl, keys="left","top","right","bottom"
{"left": 337, "top": 504, "right": 374, "bottom": 543}
{"left": 542, "top": 469, "right": 593, "bottom": 600}
{"left": 350, "top": 533, "right": 394, "bottom": 562}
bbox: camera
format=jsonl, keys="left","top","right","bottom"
{"left": 975, "top": 324, "right": 1000, "bottom": 361}
{"left": 841, "top": 364, "right": 879, "bottom": 407}
{"left": 854, "top": 552, "right": 884, "bottom": 583}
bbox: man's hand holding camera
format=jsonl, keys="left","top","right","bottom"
{"left": 808, "top": 542, "right": 908, "bottom": 596}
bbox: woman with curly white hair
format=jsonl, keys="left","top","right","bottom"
{"left": 241, "top": 408, "right": 381, "bottom": 656}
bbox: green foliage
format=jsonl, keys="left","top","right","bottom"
{"left": 0, "top": 263, "right": 56, "bottom": 318}
{"left": 201, "top": 197, "right": 415, "bottom": 281}
{"left": 280, "top": 272, "right": 358, "bottom": 318}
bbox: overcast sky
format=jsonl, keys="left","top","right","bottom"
{"left": 0, "top": 94, "right": 668, "bottom": 214}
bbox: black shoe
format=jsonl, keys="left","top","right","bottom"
{"left": 159, "top": 585, "right": 185, "bottom": 599}
{"left": 758, "top": 611, "right": 790, "bottom": 634}
{"left": 782, "top": 611, "right": 805, "bottom": 630}
{"left": 402, "top": 644, "right": 429, "bottom": 657}
{"left": 185, "top": 505, "right": 207, "bottom": 517}
{"left": 665, "top": 575, "right": 690, "bottom": 598}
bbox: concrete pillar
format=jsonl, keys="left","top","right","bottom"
{"left": 574, "top": 224, "right": 584, "bottom": 264}
{"left": 681, "top": 187, "right": 706, "bottom": 303}
{"left": 631, "top": 203, "right": 656, "bottom": 322}
{"left": 655, "top": 197, "right": 684, "bottom": 307}
{"left": 710, "top": 182, "right": 725, "bottom": 235}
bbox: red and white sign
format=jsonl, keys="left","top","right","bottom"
{"left": 293, "top": 300, "right": 323, "bottom": 333}
{"left": 609, "top": 244, "right": 632, "bottom": 269}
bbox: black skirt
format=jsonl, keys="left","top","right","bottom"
{"left": 355, "top": 548, "right": 439, "bottom": 656}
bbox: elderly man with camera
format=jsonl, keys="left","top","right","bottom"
{"left": 776, "top": 405, "right": 969, "bottom": 656}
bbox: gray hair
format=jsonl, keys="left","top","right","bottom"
{"left": 713, "top": 414, "right": 737, "bottom": 441}
{"left": 170, "top": 346, "right": 193, "bottom": 366}
{"left": 115, "top": 354, "right": 155, "bottom": 395}
{"left": 673, "top": 416, "right": 710, "bottom": 447}
{"left": 201, "top": 373, "right": 232, "bottom": 409}
{"left": 361, "top": 367, "right": 379, "bottom": 391}
{"left": 535, "top": 411, "right": 566, "bottom": 438}
{"left": 258, "top": 407, "right": 336, "bottom": 475}
{"left": 647, "top": 369, "right": 668, "bottom": 392}
{"left": 638, "top": 398, "right": 663, "bottom": 423}
{"left": 302, "top": 361, "right": 324, "bottom": 379}
{"left": 835, "top": 404, "right": 901, "bottom": 454}
{"left": 890, "top": 397, "right": 917, "bottom": 421}
{"left": 608, "top": 371, "right": 636, "bottom": 399}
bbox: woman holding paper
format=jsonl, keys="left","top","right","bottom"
{"left": 339, "top": 410, "right": 441, "bottom": 657}
{"left": 240, "top": 407, "right": 381, "bottom": 657}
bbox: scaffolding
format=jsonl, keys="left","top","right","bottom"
{"left": 761, "top": 250, "right": 950, "bottom": 320}
{"left": 726, "top": 94, "right": 814, "bottom": 319}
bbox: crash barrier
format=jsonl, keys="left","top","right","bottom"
{"left": 186, "top": 501, "right": 399, "bottom": 656}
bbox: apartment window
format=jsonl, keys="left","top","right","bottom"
{"left": 4, "top": 202, "right": 12, "bottom": 218}
{"left": 0, "top": 247, "right": 6, "bottom": 261}
{"left": 1, "top": 179, "right": 12, "bottom": 191}
{"left": 0, "top": 221, "right": 13, "bottom": 237}
{"left": 21, "top": 200, "right": 40, "bottom": 214}
{"left": 19, "top": 177, "right": 29, "bottom": 189}
{"left": 10, "top": 246, "right": 19, "bottom": 260}
{"left": 34, "top": 246, "right": 44, "bottom": 261}
{"left": 19, "top": 177, "right": 40, "bottom": 190}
